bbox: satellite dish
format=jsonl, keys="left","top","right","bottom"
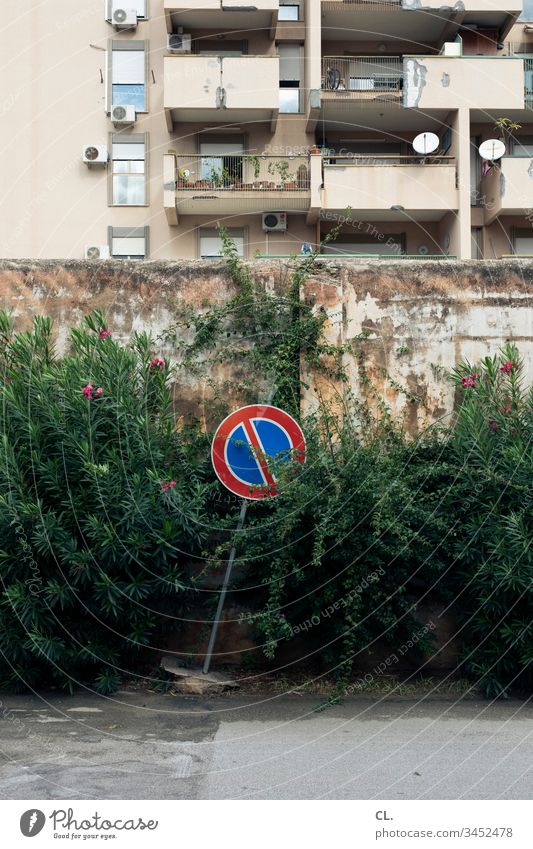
{"left": 413, "top": 132, "right": 439, "bottom": 155}
{"left": 418, "top": 244, "right": 429, "bottom": 255}
{"left": 478, "top": 139, "right": 505, "bottom": 160}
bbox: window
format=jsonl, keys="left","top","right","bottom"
{"left": 513, "top": 228, "right": 533, "bottom": 255}
{"left": 518, "top": 0, "right": 533, "bottom": 20}
{"left": 512, "top": 135, "right": 533, "bottom": 156}
{"left": 199, "top": 139, "right": 244, "bottom": 183}
{"left": 279, "top": 4, "right": 299, "bottom": 20}
{"left": 321, "top": 234, "right": 405, "bottom": 255}
{"left": 109, "top": 226, "right": 149, "bottom": 259}
{"left": 111, "top": 135, "right": 146, "bottom": 205}
{"left": 471, "top": 228, "right": 483, "bottom": 259}
{"left": 199, "top": 228, "right": 245, "bottom": 259}
{"left": 279, "top": 44, "right": 302, "bottom": 114}
{"left": 196, "top": 40, "right": 247, "bottom": 55}
{"left": 111, "top": 41, "right": 146, "bottom": 111}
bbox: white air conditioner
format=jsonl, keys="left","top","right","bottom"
{"left": 82, "top": 144, "right": 108, "bottom": 166}
{"left": 111, "top": 5, "right": 137, "bottom": 30}
{"left": 167, "top": 33, "right": 192, "bottom": 53}
{"left": 85, "top": 245, "right": 110, "bottom": 260}
{"left": 262, "top": 212, "right": 287, "bottom": 232}
{"left": 441, "top": 41, "right": 462, "bottom": 57}
{"left": 111, "top": 104, "right": 136, "bottom": 126}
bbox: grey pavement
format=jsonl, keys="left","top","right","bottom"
{"left": 0, "top": 691, "right": 531, "bottom": 800}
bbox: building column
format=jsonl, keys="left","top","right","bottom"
{"left": 454, "top": 107, "right": 472, "bottom": 260}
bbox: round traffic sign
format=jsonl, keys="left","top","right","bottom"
{"left": 211, "top": 404, "right": 306, "bottom": 499}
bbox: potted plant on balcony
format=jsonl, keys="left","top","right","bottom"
{"left": 243, "top": 154, "right": 261, "bottom": 188}
{"left": 267, "top": 159, "right": 297, "bottom": 189}
{"left": 494, "top": 117, "right": 521, "bottom": 147}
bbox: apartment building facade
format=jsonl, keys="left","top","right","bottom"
{"left": 2, "top": 0, "right": 533, "bottom": 261}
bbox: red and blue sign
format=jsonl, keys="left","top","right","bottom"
{"left": 211, "top": 404, "right": 306, "bottom": 499}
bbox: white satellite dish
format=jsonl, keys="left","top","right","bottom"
{"left": 478, "top": 139, "right": 505, "bottom": 160}
{"left": 412, "top": 132, "right": 439, "bottom": 155}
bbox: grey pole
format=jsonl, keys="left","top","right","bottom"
{"left": 202, "top": 498, "right": 249, "bottom": 675}
{"left": 203, "top": 385, "right": 275, "bottom": 675}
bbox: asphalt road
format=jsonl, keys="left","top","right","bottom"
{"left": 0, "top": 691, "right": 531, "bottom": 800}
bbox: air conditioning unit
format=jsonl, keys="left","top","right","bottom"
{"left": 441, "top": 41, "right": 462, "bottom": 57}
{"left": 82, "top": 144, "right": 108, "bottom": 166}
{"left": 111, "top": 5, "right": 137, "bottom": 30}
{"left": 85, "top": 245, "right": 110, "bottom": 260}
{"left": 111, "top": 104, "right": 136, "bottom": 126}
{"left": 167, "top": 33, "right": 192, "bottom": 53}
{"left": 262, "top": 212, "right": 287, "bottom": 232}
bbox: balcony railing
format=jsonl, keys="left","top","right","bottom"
{"left": 321, "top": 0, "right": 401, "bottom": 7}
{"left": 321, "top": 56, "right": 403, "bottom": 99}
{"left": 525, "top": 58, "right": 533, "bottom": 105}
{"left": 322, "top": 153, "right": 454, "bottom": 165}
{"left": 172, "top": 154, "right": 311, "bottom": 191}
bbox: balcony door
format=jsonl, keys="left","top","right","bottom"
{"left": 199, "top": 140, "right": 244, "bottom": 185}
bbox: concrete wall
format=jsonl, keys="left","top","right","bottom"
{"left": 301, "top": 259, "right": 533, "bottom": 434}
{"left": 1, "top": 259, "right": 532, "bottom": 438}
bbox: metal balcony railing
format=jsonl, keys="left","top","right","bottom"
{"left": 321, "top": 0, "right": 401, "bottom": 7}
{"left": 525, "top": 58, "right": 533, "bottom": 105}
{"left": 172, "top": 154, "right": 311, "bottom": 191}
{"left": 322, "top": 153, "right": 455, "bottom": 165}
{"left": 321, "top": 56, "right": 403, "bottom": 99}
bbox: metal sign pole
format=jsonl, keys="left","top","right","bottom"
{"left": 202, "top": 498, "right": 249, "bottom": 675}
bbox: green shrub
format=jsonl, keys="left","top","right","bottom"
{"left": 233, "top": 407, "right": 460, "bottom": 678}
{"left": 0, "top": 312, "right": 209, "bottom": 693}
{"left": 450, "top": 344, "right": 533, "bottom": 697}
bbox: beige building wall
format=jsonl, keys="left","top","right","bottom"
{"left": 2, "top": 1, "right": 533, "bottom": 262}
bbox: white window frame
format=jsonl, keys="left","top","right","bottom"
{"left": 198, "top": 228, "right": 246, "bottom": 259}
{"left": 108, "top": 40, "right": 148, "bottom": 114}
{"left": 108, "top": 226, "right": 149, "bottom": 259}
{"left": 109, "top": 133, "right": 148, "bottom": 206}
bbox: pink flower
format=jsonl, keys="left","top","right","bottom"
{"left": 161, "top": 479, "right": 177, "bottom": 492}
{"left": 98, "top": 329, "right": 112, "bottom": 340}
{"left": 150, "top": 356, "right": 165, "bottom": 369}
{"left": 461, "top": 374, "right": 478, "bottom": 389}
{"left": 82, "top": 383, "right": 103, "bottom": 400}
{"left": 500, "top": 361, "right": 513, "bottom": 375}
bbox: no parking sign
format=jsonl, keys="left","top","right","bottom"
{"left": 211, "top": 404, "right": 306, "bottom": 499}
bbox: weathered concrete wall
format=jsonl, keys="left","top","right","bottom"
{"left": 1, "top": 258, "right": 533, "bottom": 435}
{"left": 300, "top": 260, "right": 533, "bottom": 433}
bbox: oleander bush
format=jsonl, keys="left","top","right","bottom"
{"left": 0, "top": 311, "right": 210, "bottom": 693}
{"left": 448, "top": 345, "right": 533, "bottom": 697}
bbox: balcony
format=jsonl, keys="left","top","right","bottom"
{"left": 321, "top": 56, "right": 403, "bottom": 103}
{"left": 481, "top": 157, "right": 533, "bottom": 223}
{"left": 164, "top": 55, "right": 280, "bottom": 128}
{"left": 321, "top": 155, "right": 458, "bottom": 219}
{"left": 404, "top": 56, "right": 526, "bottom": 111}
{"left": 164, "top": 0, "right": 278, "bottom": 31}
{"left": 164, "top": 153, "right": 314, "bottom": 223}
